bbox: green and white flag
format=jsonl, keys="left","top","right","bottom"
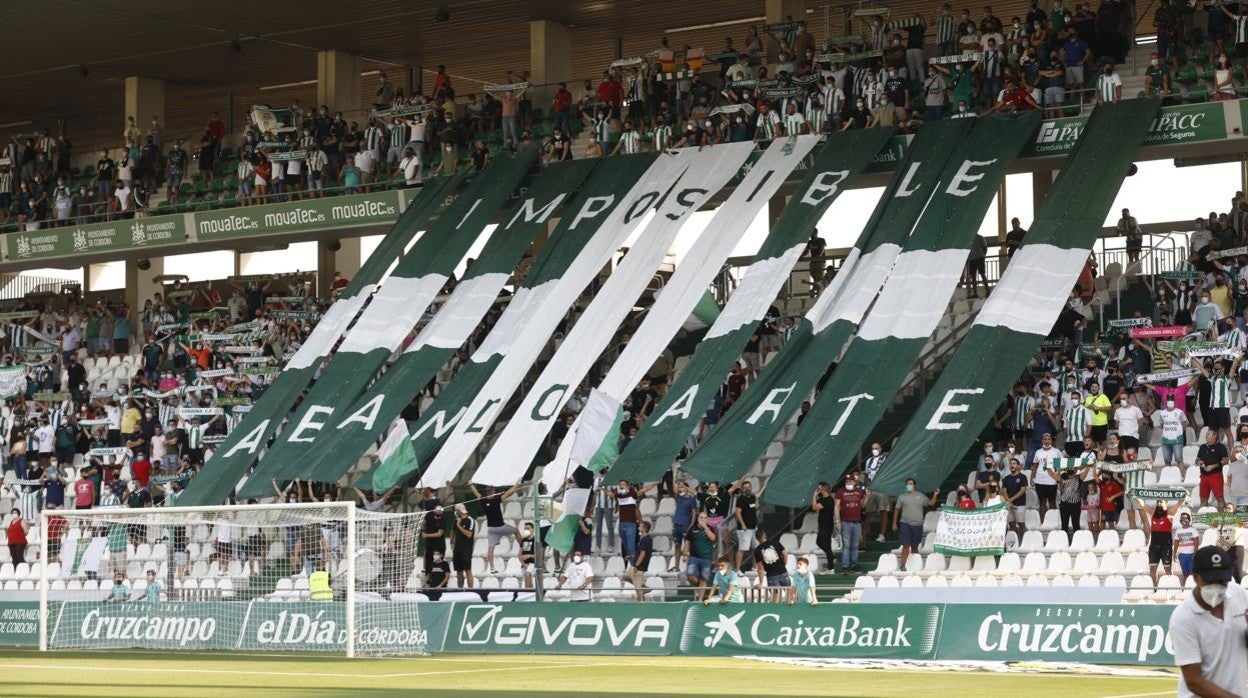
{"left": 762, "top": 113, "right": 1041, "bottom": 505}
{"left": 607, "top": 129, "right": 893, "bottom": 484}
{"left": 932, "top": 503, "right": 1009, "bottom": 557}
{"left": 529, "top": 137, "right": 819, "bottom": 492}
{"left": 682, "top": 290, "right": 722, "bottom": 332}
{"left": 868, "top": 100, "right": 1160, "bottom": 498}
{"left": 239, "top": 157, "right": 598, "bottom": 496}
{"left": 1130, "top": 485, "right": 1190, "bottom": 501}
{"left": 174, "top": 173, "right": 467, "bottom": 507}
{"left": 573, "top": 389, "right": 627, "bottom": 473}
{"left": 0, "top": 365, "right": 26, "bottom": 399}
{"left": 347, "top": 153, "right": 661, "bottom": 492}
{"left": 677, "top": 118, "right": 975, "bottom": 488}
{"left": 420, "top": 145, "right": 756, "bottom": 489}
{"left": 372, "top": 420, "right": 419, "bottom": 492}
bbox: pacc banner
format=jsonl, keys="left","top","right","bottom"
{"left": 193, "top": 191, "right": 401, "bottom": 240}
{"left": 8, "top": 217, "right": 188, "bottom": 261}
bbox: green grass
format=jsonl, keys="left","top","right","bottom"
{"left": 0, "top": 650, "right": 1178, "bottom": 697}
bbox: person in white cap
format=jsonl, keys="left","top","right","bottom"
{"left": 1169, "top": 545, "right": 1248, "bottom": 697}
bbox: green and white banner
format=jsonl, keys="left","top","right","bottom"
{"left": 677, "top": 119, "right": 975, "bottom": 488}
{"left": 1129, "top": 485, "right": 1190, "bottom": 501}
{"left": 348, "top": 153, "right": 661, "bottom": 491}
{"left": 419, "top": 145, "right": 755, "bottom": 489}
{"left": 240, "top": 157, "right": 597, "bottom": 495}
{"left": 532, "top": 136, "right": 820, "bottom": 492}
{"left": 932, "top": 503, "right": 1009, "bottom": 557}
{"left": 175, "top": 174, "right": 466, "bottom": 507}
{"left": 764, "top": 114, "right": 1040, "bottom": 504}
{"left": 869, "top": 100, "right": 1160, "bottom": 497}
{"left": 468, "top": 142, "right": 760, "bottom": 487}
{"left": 0, "top": 365, "right": 26, "bottom": 399}
{"left": 608, "top": 129, "right": 893, "bottom": 484}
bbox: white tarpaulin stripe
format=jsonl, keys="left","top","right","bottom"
{"left": 415, "top": 151, "right": 696, "bottom": 488}
{"left": 810, "top": 243, "right": 902, "bottom": 333}
{"left": 856, "top": 247, "right": 967, "bottom": 341}
{"left": 973, "top": 244, "right": 1092, "bottom": 335}
{"left": 285, "top": 285, "right": 374, "bottom": 370}
{"left": 471, "top": 284, "right": 547, "bottom": 358}
{"left": 537, "top": 137, "right": 816, "bottom": 489}
{"left": 336, "top": 275, "right": 449, "bottom": 354}
{"left": 704, "top": 243, "right": 807, "bottom": 340}
{"left": 409, "top": 272, "right": 511, "bottom": 350}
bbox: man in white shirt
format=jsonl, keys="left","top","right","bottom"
{"left": 1227, "top": 449, "right": 1248, "bottom": 506}
{"left": 556, "top": 551, "right": 595, "bottom": 602}
{"left": 1169, "top": 546, "right": 1248, "bottom": 698}
{"left": 34, "top": 417, "right": 54, "bottom": 468}
{"left": 398, "top": 147, "right": 421, "bottom": 186}
{"left": 1113, "top": 396, "right": 1145, "bottom": 455}
{"left": 354, "top": 148, "right": 375, "bottom": 190}
{"left": 1031, "top": 432, "right": 1064, "bottom": 520}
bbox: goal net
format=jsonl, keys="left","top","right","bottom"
{"left": 38, "top": 502, "right": 433, "bottom": 657}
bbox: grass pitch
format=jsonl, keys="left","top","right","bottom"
{"left": 0, "top": 650, "right": 1179, "bottom": 697}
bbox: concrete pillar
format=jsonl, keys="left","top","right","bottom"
{"left": 317, "top": 50, "right": 362, "bottom": 116}
{"left": 316, "top": 238, "right": 362, "bottom": 298}
{"left": 764, "top": 0, "right": 805, "bottom": 63}
{"left": 530, "top": 20, "right": 572, "bottom": 115}
{"left": 124, "top": 77, "right": 165, "bottom": 142}
{"left": 124, "top": 256, "right": 164, "bottom": 341}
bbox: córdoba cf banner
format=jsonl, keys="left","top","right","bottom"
{"left": 870, "top": 100, "right": 1160, "bottom": 497}
{"left": 677, "top": 118, "right": 974, "bottom": 488}
{"left": 607, "top": 128, "right": 893, "bottom": 484}
{"left": 762, "top": 112, "right": 1041, "bottom": 506}
{"left": 224, "top": 151, "right": 533, "bottom": 491}
{"left": 420, "top": 144, "right": 756, "bottom": 489}
{"left": 237, "top": 158, "right": 600, "bottom": 496}
{"left": 932, "top": 503, "right": 1009, "bottom": 557}
{"left": 536, "top": 135, "right": 822, "bottom": 492}
{"left": 175, "top": 174, "right": 465, "bottom": 507}
{"left": 360, "top": 152, "right": 663, "bottom": 488}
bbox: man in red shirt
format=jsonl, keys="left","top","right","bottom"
{"left": 1098, "top": 470, "right": 1125, "bottom": 530}
{"left": 597, "top": 72, "right": 623, "bottom": 117}
{"left": 74, "top": 474, "right": 96, "bottom": 510}
{"left": 45, "top": 504, "right": 67, "bottom": 562}
{"left": 835, "top": 474, "right": 866, "bottom": 573}
{"left": 552, "top": 82, "right": 573, "bottom": 136}
{"left": 130, "top": 449, "right": 152, "bottom": 487}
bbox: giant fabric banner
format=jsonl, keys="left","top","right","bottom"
{"left": 607, "top": 129, "right": 894, "bottom": 484}
{"left": 222, "top": 153, "right": 533, "bottom": 498}
{"left": 175, "top": 174, "right": 465, "bottom": 507}
{"left": 381, "top": 153, "right": 671, "bottom": 485}
{"left": 529, "top": 136, "right": 821, "bottom": 492}
{"left": 871, "top": 100, "right": 1160, "bottom": 497}
{"left": 762, "top": 113, "right": 1041, "bottom": 505}
{"left": 932, "top": 504, "right": 1009, "bottom": 556}
{"left": 467, "top": 142, "right": 758, "bottom": 487}
{"left": 678, "top": 119, "right": 975, "bottom": 487}
{"left": 420, "top": 145, "right": 756, "bottom": 489}
{"left": 239, "top": 159, "right": 600, "bottom": 495}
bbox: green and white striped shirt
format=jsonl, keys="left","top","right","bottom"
{"left": 807, "top": 106, "right": 827, "bottom": 134}
{"left": 937, "top": 14, "right": 957, "bottom": 43}
{"left": 783, "top": 112, "right": 807, "bottom": 135}
{"left": 1012, "top": 395, "right": 1034, "bottom": 430}
{"left": 1210, "top": 375, "right": 1233, "bottom": 409}
{"left": 618, "top": 130, "right": 643, "bottom": 154}
{"left": 187, "top": 423, "right": 203, "bottom": 449}
{"left": 1096, "top": 73, "right": 1122, "bottom": 102}
{"left": 1223, "top": 327, "right": 1246, "bottom": 351}
{"left": 1063, "top": 405, "right": 1091, "bottom": 442}
{"left": 756, "top": 112, "right": 781, "bottom": 141}
{"left": 652, "top": 125, "right": 673, "bottom": 151}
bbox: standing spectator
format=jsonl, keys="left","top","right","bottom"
{"left": 517, "top": 522, "right": 537, "bottom": 588}
{"left": 683, "top": 511, "right": 717, "bottom": 601}
{"left": 1174, "top": 512, "right": 1199, "bottom": 585}
{"left": 752, "top": 529, "right": 789, "bottom": 601}
{"left": 551, "top": 82, "right": 573, "bottom": 134}
{"left": 834, "top": 474, "right": 865, "bottom": 574}
{"left": 699, "top": 481, "right": 732, "bottom": 557}
{"left": 893, "top": 478, "right": 939, "bottom": 569}
{"left": 863, "top": 441, "right": 891, "bottom": 542}
{"left": 1057, "top": 467, "right": 1083, "bottom": 541}
{"left": 6, "top": 509, "right": 28, "bottom": 565}
{"left": 730, "top": 478, "right": 761, "bottom": 571}
{"left": 1196, "top": 429, "right": 1230, "bottom": 508}
{"left": 555, "top": 549, "right": 594, "bottom": 602}
{"left": 1117, "top": 208, "right": 1142, "bottom": 263}
{"left": 593, "top": 474, "right": 615, "bottom": 553}
{"left": 1002, "top": 458, "right": 1030, "bottom": 534}
{"left": 1032, "top": 432, "right": 1064, "bottom": 518}
{"left": 1095, "top": 63, "right": 1123, "bottom": 105}
{"left": 669, "top": 480, "right": 696, "bottom": 572}
{"left": 627, "top": 520, "right": 653, "bottom": 601}
{"left": 965, "top": 234, "right": 989, "bottom": 298}
{"left": 468, "top": 483, "right": 518, "bottom": 574}
{"left": 452, "top": 504, "right": 475, "bottom": 587}
{"left": 811, "top": 482, "right": 837, "bottom": 573}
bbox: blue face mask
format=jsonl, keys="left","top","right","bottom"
{"left": 905, "top": 484, "right": 915, "bottom": 492}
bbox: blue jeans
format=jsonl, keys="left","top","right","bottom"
{"left": 620, "top": 522, "right": 638, "bottom": 565}
{"left": 594, "top": 506, "right": 615, "bottom": 551}
{"left": 840, "top": 522, "right": 861, "bottom": 570}
{"left": 1162, "top": 443, "right": 1183, "bottom": 465}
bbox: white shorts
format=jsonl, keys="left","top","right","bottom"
{"left": 736, "top": 529, "right": 756, "bottom": 550}
{"left": 1012, "top": 505, "right": 1027, "bottom": 523}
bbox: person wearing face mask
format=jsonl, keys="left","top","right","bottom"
{"left": 517, "top": 523, "right": 538, "bottom": 589}
{"left": 841, "top": 97, "right": 871, "bottom": 130}
{"left": 863, "top": 443, "right": 892, "bottom": 542}
{"left": 922, "top": 65, "right": 948, "bottom": 120}
{"left": 1032, "top": 433, "right": 1064, "bottom": 519}
{"left": 754, "top": 102, "right": 781, "bottom": 142}
{"left": 1196, "top": 356, "right": 1242, "bottom": 448}
{"left": 1062, "top": 390, "right": 1093, "bottom": 455}
{"left": 893, "top": 478, "right": 940, "bottom": 568}
{"left": 1001, "top": 459, "right": 1030, "bottom": 534}
{"left": 1214, "top": 53, "right": 1238, "bottom": 101}
{"left": 423, "top": 547, "right": 451, "bottom": 599}
{"left": 1144, "top": 52, "right": 1171, "bottom": 97}
{"left": 1139, "top": 495, "right": 1184, "bottom": 582}
{"left": 556, "top": 548, "right": 595, "bottom": 602}
{"left": 1168, "top": 545, "right": 1248, "bottom": 698}
{"left": 1156, "top": 391, "right": 1191, "bottom": 468}
{"left": 1113, "top": 390, "right": 1145, "bottom": 456}
{"left": 1083, "top": 382, "right": 1113, "bottom": 446}
{"left": 1173, "top": 513, "right": 1199, "bottom": 584}
{"left": 834, "top": 475, "right": 866, "bottom": 573}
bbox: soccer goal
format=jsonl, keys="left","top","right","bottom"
{"left": 38, "top": 501, "right": 433, "bottom": 657}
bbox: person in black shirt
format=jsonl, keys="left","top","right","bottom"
{"left": 422, "top": 505, "right": 446, "bottom": 573}
{"left": 468, "top": 483, "right": 519, "bottom": 573}
{"left": 518, "top": 523, "right": 537, "bottom": 588}
{"left": 424, "top": 550, "right": 451, "bottom": 600}
{"left": 698, "top": 482, "right": 733, "bottom": 557}
{"left": 811, "top": 482, "right": 837, "bottom": 573}
{"left": 627, "top": 520, "right": 654, "bottom": 601}
{"left": 1196, "top": 429, "right": 1230, "bottom": 508}
{"left": 731, "top": 477, "right": 764, "bottom": 571}
{"left": 753, "top": 529, "right": 790, "bottom": 601}
{"left": 452, "top": 504, "right": 476, "bottom": 588}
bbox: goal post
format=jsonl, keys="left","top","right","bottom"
{"left": 38, "top": 501, "right": 430, "bottom": 657}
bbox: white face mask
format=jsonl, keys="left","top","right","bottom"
{"left": 1167, "top": 401, "right": 1176, "bottom": 409}
{"left": 1200, "top": 582, "right": 1228, "bottom": 607}
{"left": 871, "top": 448, "right": 881, "bottom": 456}
{"left": 845, "top": 483, "right": 856, "bottom": 491}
